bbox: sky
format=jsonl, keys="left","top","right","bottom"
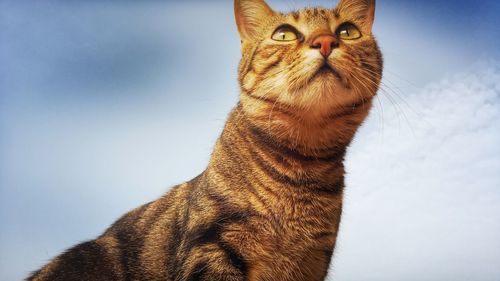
{"left": 1, "top": 0, "right": 500, "bottom": 280}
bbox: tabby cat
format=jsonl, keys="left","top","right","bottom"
{"left": 28, "top": 0, "right": 382, "bottom": 280}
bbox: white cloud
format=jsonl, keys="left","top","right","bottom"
{"left": 331, "top": 61, "right": 500, "bottom": 281}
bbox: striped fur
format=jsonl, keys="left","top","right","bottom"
{"left": 28, "top": 0, "right": 382, "bottom": 280}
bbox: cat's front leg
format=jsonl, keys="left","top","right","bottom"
{"left": 177, "top": 247, "right": 247, "bottom": 281}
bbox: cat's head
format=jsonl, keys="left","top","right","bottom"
{"left": 235, "top": 0, "right": 382, "bottom": 125}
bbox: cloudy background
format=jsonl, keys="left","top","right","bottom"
{"left": 1, "top": 0, "right": 499, "bottom": 280}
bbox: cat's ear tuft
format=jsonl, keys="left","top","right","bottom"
{"left": 336, "top": 0, "right": 376, "bottom": 31}
{"left": 234, "top": 0, "right": 275, "bottom": 40}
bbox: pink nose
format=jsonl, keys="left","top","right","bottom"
{"left": 311, "top": 35, "right": 337, "bottom": 58}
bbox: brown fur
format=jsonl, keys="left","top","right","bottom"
{"left": 28, "top": 0, "right": 382, "bottom": 280}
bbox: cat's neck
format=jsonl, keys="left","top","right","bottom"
{"left": 206, "top": 104, "right": 352, "bottom": 196}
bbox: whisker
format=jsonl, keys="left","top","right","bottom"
{"left": 336, "top": 60, "right": 416, "bottom": 136}
{"left": 345, "top": 62, "right": 416, "bottom": 129}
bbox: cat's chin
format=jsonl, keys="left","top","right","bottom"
{"left": 305, "top": 64, "right": 344, "bottom": 93}
{"left": 307, "top": 68, "right": 342, "bottom": 93}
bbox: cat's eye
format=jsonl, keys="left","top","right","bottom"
{"left": 337, "top": 23, "right": 362, "bottom": 40}
{"left": 272, "top": 25, "right": 300, "bottom": 42}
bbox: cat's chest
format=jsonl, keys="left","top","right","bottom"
{"left": 245, "top": 243, "right": 331, "bottom": 281}
{"left": 227, "top": 215, "right": 336, "bottom": 281}
{"left": 257, "top": 196, "right": 341, "bottom": 241}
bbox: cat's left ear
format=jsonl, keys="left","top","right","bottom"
{"left": 234, "top": 0, "right": 276, "bottom": 41}
{"left": 336, "top": 0, "right": 376, "bottom": 32}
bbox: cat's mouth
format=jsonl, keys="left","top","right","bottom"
{"left": 315, "top": 63, "right": 341, "bottom": 80}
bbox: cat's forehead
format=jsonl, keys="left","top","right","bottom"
{"left": 288, "top": 7, "right": 338, "bottom": 21}
{"left": 279, "top": 7, "right": 341, "bottom": 34}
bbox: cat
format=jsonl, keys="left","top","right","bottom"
{"left": 28, "top": 0, "right": 382, "bottom": 280}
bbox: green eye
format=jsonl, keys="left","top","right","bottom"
{"left": 272, "top": 26, "right": 299, "bottom": 41}
{"left": 337, "top": 23, "right": 362, "bottom": 40}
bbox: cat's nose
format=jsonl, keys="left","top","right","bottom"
{"left": 311, "top": 35, "right": 338, "bottom": 58}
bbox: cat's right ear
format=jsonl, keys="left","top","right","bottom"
{"left": 234, "top": 0, "right": 275, "bottom": 41}
{"left": 336, "top": 0, "right": 376, "bottom": 32}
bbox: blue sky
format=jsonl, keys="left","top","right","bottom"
{"left": 1, "top": 1, "right": 500, "bottom": 280}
